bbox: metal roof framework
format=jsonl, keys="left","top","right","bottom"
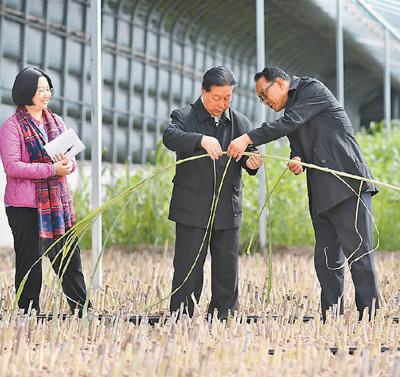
{"left": 88, "top": 0, "right": 400, "bottom": 286}
{"left": 102, "top": 0, "right": 400, "bottom": 126}
{"left": 363, "top": 0, "right": 400, "bottom": 35}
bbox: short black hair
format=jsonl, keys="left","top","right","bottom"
{"left": 254, "top": 67, "right": 290, "bottom": 83}
{"left": 202, "top": 66, "right": 237, "bottom": 92}
{"left": 12, "top": 67, "right": 53, "bottom": 106}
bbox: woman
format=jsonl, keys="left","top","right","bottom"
{"left": 0, "top": 67, "right": 89, "bottom": 315}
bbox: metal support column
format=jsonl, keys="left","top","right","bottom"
{"left": 384, "top": 27, "right": 391, "bottom": 134}
{"left": 20, "top": 0, "right": 28, "bottom": 69}
{"left": 127, "top": 3, "right": 140, "bottom": 166}
{"left": 256, "top": 0, "right": 266, "bottom": 250}
{"left": 336, "top": 0, "right": 344, "bottom": 106}
{"left": 79, "top": 2, "right": 89, "bottom": 162}
{"left": 140, "top": 16, "right": 150, "bottom": 166}
{"left": 393, "top": 93, "right": 399, "bottom": 122}
{"left": 61, "top": 0, "right": 70, "bottom": 120}
{"left": 111, "top": 2, "right": 122, "bottom": 168}
{"left": 90, "top": 0, "right": 103, "bottom": 289}
{"left": 42, "top": 0, "right": 49, "bottom": 71}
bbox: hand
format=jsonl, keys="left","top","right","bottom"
{"left": 288, "top": 156, "right": 304, "bottom": 175}
{"left": 246, "top": 152, "right": 263, "bottom": 170}
{"left": 201, "top": 135, "right": 223, "bottom": 160}
{"left": 227, "top": 134, "right": 252, "bottom": 161}
{"left": 54, "top": 153, "right": 68, "bottom": 162}
{"left": 54, "top": 159, "right": 73, "bottom": 176}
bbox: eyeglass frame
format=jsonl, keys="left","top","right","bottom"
{"left": 36, "top": 87, "right": 54, "bottom": 96}
{"left": 257, "top": 80, "right": 275, "bottom": 103}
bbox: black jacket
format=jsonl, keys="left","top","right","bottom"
{"left": 163, "top": 98, "right": 258, "bottom": 229}
{"left": 248, "top": 76, "right": 377, "bottom": 214}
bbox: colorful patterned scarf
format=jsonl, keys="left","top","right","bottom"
{"left": 15, "top": 106, "right": 75, "bottom": 239}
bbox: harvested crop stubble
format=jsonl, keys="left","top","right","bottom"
{"left": 0, "top": 248, "right": 399, "bottom": 377}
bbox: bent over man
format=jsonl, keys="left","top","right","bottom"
{"left": 228, "top": 66, "right": 379, "bottom": 321}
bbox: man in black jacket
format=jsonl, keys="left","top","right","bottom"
{"left": 227, "top": 66, "right": 379, "bottom": 320}
{"left": 163, "top": 67, "right": 262, "bottom": 319}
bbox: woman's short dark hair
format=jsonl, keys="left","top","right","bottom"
{"left": 202, "top": 66, "right": 237, "bottom": 92}
{"left": 12, "top": 67, "right": 53, "bottom": 106}
{"left": 254, "top": 67, "right": 290, "bottom": 83}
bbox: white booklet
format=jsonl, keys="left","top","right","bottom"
{"left": 44, "top": 128, "right": 85, "bottom": 161}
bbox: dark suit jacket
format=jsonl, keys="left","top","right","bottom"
{"left": 248, "top": 76, "right": 377, "bottom": 215}
{"left": 163, "top": 98, "right": 258, "bottom": 229}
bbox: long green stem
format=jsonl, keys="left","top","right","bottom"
{"left": 12, "top": 150, "right": 398, "bottom": 316}
{"left": 246, "top": 168, "right": 287, "bottom": 255}
{"left": 262, "top": 157, "right": 273, "bottom": 310}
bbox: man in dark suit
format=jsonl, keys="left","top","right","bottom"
{"left": 227, "top": 66, "right": 380, "bottom": 321}
{"left": 163, "top": 66, "right": 262, "bottom": 319}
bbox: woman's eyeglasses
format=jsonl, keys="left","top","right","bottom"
{"left": 36, "top": 87, "right": 54, "bottom": 96}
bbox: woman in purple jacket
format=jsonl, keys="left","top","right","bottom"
{"left": 0, "top": 67, "right": 89, "bottom": 315}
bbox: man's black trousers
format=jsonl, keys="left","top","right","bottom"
{"left": 170, "top": 223, "right": 240, "bottom": 319}
{"left": 6, "top": 206, "right": 89, "bottom": 314}
{"left": 312, "top": 192, "right": 380, "bottom": 320}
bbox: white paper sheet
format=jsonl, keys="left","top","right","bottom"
{"left": 44, "top": 128, "right": 85, "bottom": 161}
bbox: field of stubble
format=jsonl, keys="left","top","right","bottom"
{"left": 0, "top": 247, "right": 399, "bottom": 377}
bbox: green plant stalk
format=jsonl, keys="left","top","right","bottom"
{"left": 263, "top": 157, "right": 273, "bottom": 310}
{"left": 82, "top": 195, "right": 136, "bottom": 321}
{"left": 265, "top": 154, "right": 400, "bottom": 192}
{"left": 327, "top": 172, "right": 380, "bottom": 270}
{"left": 145, "top": 158, "right": 233, "bottom": 312}
{"left": 246, "top": 168, "right": 288, "bottom": 255}
{"left": 12, "top": 150, "right": 398, "bottom": 315}
{"left": 324, "top": 181, "right": 364, "bottom": 271}
{"left": 12, "top": 154, "right": 208, "bottom": 313}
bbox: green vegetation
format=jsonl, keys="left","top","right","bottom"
{"left": 73, "top": 125, "right": 400, "bottom": 251}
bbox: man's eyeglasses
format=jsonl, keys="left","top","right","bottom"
{"left": 258, "top": 81, "right": 275, "bottom": 103}
{"left": 36, "top": 87, "right": 54, "bottom": 96}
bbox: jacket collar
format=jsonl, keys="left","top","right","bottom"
{"left": 285, "top": 76, "right": 301, "bottom": 108}
{"left": 289, "top": 76, "right": 301, "bottom": 93}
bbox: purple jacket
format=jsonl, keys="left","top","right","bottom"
{"left": 0, "top": 112, "right": 75, "bottom": 208}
